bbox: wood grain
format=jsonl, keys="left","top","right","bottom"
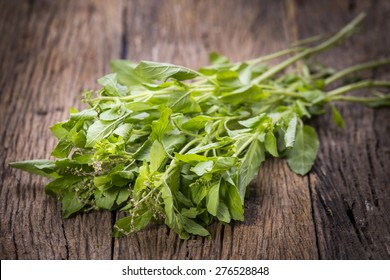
{"left": 0, "top": 0, "right": 123, "bottom": 259}
{"left": 0, "top": 0, "right": 389, "bottom": 259}
{"left": 294, "top": 0, "right": 390, "bottom": 259}
{"left": 112, "top": 0, "right": 317, "bottom": 260}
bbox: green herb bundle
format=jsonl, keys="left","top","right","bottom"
{"left": 10, "top": 14, "right": 390, "bottom": 239}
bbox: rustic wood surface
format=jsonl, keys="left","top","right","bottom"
{"left": 0, "top": 0, "right": 389, "bottom": 260}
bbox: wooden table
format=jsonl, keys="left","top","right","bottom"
{"left": 1, "top": 0, "right": 389, "bottom": 260}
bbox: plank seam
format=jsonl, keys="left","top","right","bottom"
{"left": 120, "top": 4, "right": 128, "bottom": 59}
{"left": 111, "top": 211, "right": 116, "bottom": 260}
{"left": 61, "top": 221, "right": 69, "bottom": 260}
{"left": 12, "top": 232, "right": 19, "bottom": 259}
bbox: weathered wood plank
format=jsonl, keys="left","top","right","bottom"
{"left": 0, "top": 0, "right": 123, "bottom": 259}
{"left": 294, "top": 0, "right": 390, "bottom": 259}
{"left": 1, "top": 0, "right": 389, "bottom": 260}
{"left": 113, "top": 0, "right": 318, "bottom": 260}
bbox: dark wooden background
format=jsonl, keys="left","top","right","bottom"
{"left": 1, "top": 0, "right": 389, "bottom": 260}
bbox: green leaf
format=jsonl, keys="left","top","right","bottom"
{"left": 71, "top": 130, "right": 87, "bottom": 148}
{"left": 224, "top": 181, "right": 244, "bottom": 221}
{"left": 191, "top": 160, "right": 214, "bottom": 176}
{"left": 150, "top": 140, "right": 166, "bottom": 173}
{"left": 181, "top": 115, "right": 212, "bottom": 131}
{"left": 86, "top": 120, "right": 114, "bottom": 147}
{"left": 265, "top": 131, "right": 278, "bottom": 157}
{"left": 167, "top": 91, "right": 191, "bottom": 112}
{"left": 94, "top": 175, "right": 111, "bottom": 190}
{"left": 51, "top": 138, "right": 73, "bottom": 158}
{"left": 216, "top": 70, "right": 243, "bottom": 88}
{"left": 110, "top": 59, "right": 149, "bottom": 86}
{"left": 70, "top": 108, "right": 98, "bottom": 121}
{"left": 220, "top": 84, "right": 269, "bottom": 104}
{"left": 133, "top": 166, "right": 149, "bottom": 194}
{"left": 160, "top": 182, "right": 175, "bottom": 224}
{"left": 99, "top": 106, "right": 125, "bottom": 121}
{"left": 162, "top": 134, "right": 186, "bottom": 154}
{"left": 198, "top": 53, "right": 231, "bottom": 75}
{"left": 95, "top": 188, "right": 119, "bottom": 210}
{"left": 187, "top": 141, "right": 230, "bottom": 154}
{"left": 72, "top": 153, "right": 93, "bottom": 164}
{"left": 116, "top": 187, "right": 130, "bottom": 205}
{"left": 216, "top": 201, "right": 231, "bottom": 223}
{"left": 189, "top": 183, "right": 208, "bottom": 205}
{"left": 294, "top": 100, "right": 311, "bottom": 118}
{"left": 54, "top": 159, "right": 93, "bottom": 175}
{"left": 302, "top": 90, "right": 325, "bottom": 103}
{"left": 9, "top": 160, "right": 57, "bottom": 178}
{"left": 116, "top": 166, "right": 138, "bottom": 180}
{"left": 86, "top": 114, "right": 129, "bottom": 147}
{"left": 175, "top": 153, "right": 210, "bottom": 164}
{"left": 61, "top": 192, "right": 85, "bottom": 218}
{"left": 50, "top": 123, "right": 69, "bottom": 139}
{"left": 45, "top": 176, "right": 81, "bottom": 196}
{"left": 226, "top": 127, "right": 251, "bottom": 138}
{"left": 180, "top": 215, "right": 210, "bottom": 237}
{"left": 133, "top": 209, "right": 153, "bottom": 231}
{"left": 150, "top": 107, "right": 171, "bottom": 141}
{"left": 125, "top": 102, "right": 154, "bottom": 112}
{"left": 212, "top": 157, "right": 237, "bottom": 172}
{"left": 111, "top": 173, "right": 134, "bottom": 188}
{"left": 113, "top": 209, "right": 152, "bottom": 236}
{"left": 132, "top": 139, "right": 152, "bottom": 161}
{"left": 181, "top": 207, "right": 201, "bottom": 218}
{"left": 113, "top": 123, "right": 132, "bottom": 139}
{"left": 286, "top": 125, "right": 319, "bottom": 175}
{"left": 113, "top": 216, "right": 132, "bottom": 237}
{"left": 209, "top": 52, "right": 230, "bottom": 65}
{"left": 97, "top": 73, "right": 118, "bottom": 95}
{"left": 331, "top": 104, "right": 345, "bottom": 128}
{"left": 135, "top": 61, "right": 199, "bottom": 81}
{"left": 130, "top": 112, "right": 149, "bottom": 121}
{"left": 238, "top": 113, "right": 267, "bottom": 128}
{"left": 206, "top": 181, "right": 220, "bottom": 216}
{"left": 237, "top": 63, "right": 253, "bottom": 84}
{"left": 284, "top": 115, "right": 298, "bottom": 148}
{"left": 238, "top": 139, "right": 265, "bottom": 200}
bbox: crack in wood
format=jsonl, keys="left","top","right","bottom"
{"left": 111, "top": 211, "right": 116, "bottom": 260}
{"left": 120, "top": 4, "right": 128, "bottom": 59}
{"left": 348, "top": 0, "right": 356, "bottom": 13}
{"left": 12, "top": 233, "right": 19, "bottom": 259}
{"left": 308, "top": 174, "right": 321, "bottom": 259}
{"left": 61, "top": 221, "right": 69, "bottom": 260}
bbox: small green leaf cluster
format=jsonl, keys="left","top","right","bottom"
{"left": 10, "top": 13, "right": 390, "bottom": 238}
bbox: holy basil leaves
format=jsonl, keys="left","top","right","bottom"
{"left": 10, "top": 13, "right": 390, "bottom": 239}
